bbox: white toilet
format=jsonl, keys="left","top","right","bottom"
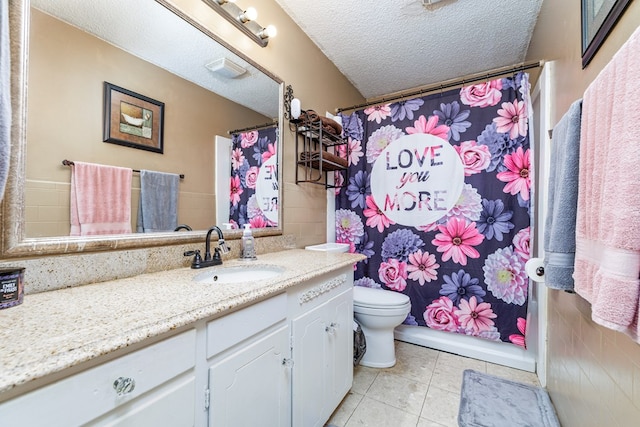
{"left": 353, "top": 286, "right": 411, "bottom": 368}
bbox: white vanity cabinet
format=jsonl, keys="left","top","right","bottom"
{"left": 289, "top": 269, "right": 354, "bottom": 427}
{"left": 0, "top": 329, "right": 197, "bottom": 427}
{"left": 205, "top": 293, "right": 291, "bottom": 427}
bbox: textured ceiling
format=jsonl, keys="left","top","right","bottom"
{"left": 30, "top": 0, "right": 280, "bottom": 119}
{"left": 274, "top": 0, "right": 544, "bottom": 99}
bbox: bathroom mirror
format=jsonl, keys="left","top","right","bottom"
{"left": 2, "top": 0, "right": 283, "bottom": 257}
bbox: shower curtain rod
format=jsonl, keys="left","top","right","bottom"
{"left": 336, "top": 60, "right": 543, "bottom": 113}
{"left": 228, "top": 120, "right": 278, "bottom": 135}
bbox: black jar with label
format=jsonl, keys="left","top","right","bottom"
{"left": 0, "top": 267, "right": 25, "bottom": 309}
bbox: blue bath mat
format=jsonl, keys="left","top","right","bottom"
{"left": 458, "top": 369, "right": 560, "bottom": 427}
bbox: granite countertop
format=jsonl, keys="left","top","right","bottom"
{"left": 0, "top": 249, "right": 364, "bottom": 395}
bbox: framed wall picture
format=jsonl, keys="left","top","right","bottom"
{"left": 581, "top": 0, "right": 633, "bottom": 68}
{"left": 103, "top": 82, "right": 165, "bottom": 153}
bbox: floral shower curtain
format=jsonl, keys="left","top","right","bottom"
{"left": 336, "top": 73, "right": 532, "bottom": 347}
{"left": 229, "top": 126, "right": 279, "bottom": 229}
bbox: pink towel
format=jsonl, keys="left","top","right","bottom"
{"left": 574, "top": 26, "right": 640, "bottom": 342}
{"left": 70, "top": 161, "right": 133, "bottom": 236}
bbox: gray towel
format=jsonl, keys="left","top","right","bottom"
{"left": 543, "top": 100, "right": 582, "bottom": 291}
{"left": 136, "top": 170, "right": 179, "bottom": 233}
{"left": 0, "top": 0, "right": 11, "bottom": 202}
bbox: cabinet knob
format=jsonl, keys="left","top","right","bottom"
{"left": 282, "top": 358, "right": 294, "bottom": 368}
{"left": 325, "top": 322, "right": 339, "bottom": 334}
{"left": 113, "top": 376, "right": 136, "bottom": 395}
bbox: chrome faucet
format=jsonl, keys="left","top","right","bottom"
{"left": 184, "top": 226, "right": 230, "bottom": 269}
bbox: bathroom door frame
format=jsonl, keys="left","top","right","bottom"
{"left": 529, "top": 62, "right": 553, "bottom": 387}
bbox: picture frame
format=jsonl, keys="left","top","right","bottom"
{"left": 581, "top": 0, "right": 633, "bottom": 68}
{"left": 103, "top": 82, "right": 165, "bottom": 153}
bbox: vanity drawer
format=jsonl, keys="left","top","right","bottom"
{"left": 0, "top": 329, "right": 196, "bottom": 427}
{"left": 207, "top": 292, "right": 287, "bottom": 358}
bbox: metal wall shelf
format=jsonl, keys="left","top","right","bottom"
{"left": 295, "top": 121, "right": 348, "bottom": 188}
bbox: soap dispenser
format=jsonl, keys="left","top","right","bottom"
{"left": 241, "top": 224, "right": 257, "bottom": 260}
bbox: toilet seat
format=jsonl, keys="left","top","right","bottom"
{"left": 353, "top": 286, "right": 411, "bottom": 310}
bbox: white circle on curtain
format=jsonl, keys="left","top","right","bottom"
{"left": 370, "top": 133, "right": 464, "bottom": 227}
{"left": 255, "top": 154, "right": 279, "bottom": 224}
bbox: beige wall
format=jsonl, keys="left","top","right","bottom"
{"left": 26, "top": 9, "right": 270, "bottom": 236}
{"left": 167, "top": 0, "right": 365, "bottom": 248}
{"left": 526, "top": 1, "right": 640, "bottom": 425}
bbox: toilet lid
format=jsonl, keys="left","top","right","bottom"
{"left": 353, "top": 286, "right": 410, "bottom": 308}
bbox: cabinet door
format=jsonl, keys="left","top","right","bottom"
{"left": 291, "top": 301, "right": 330, "bottom": 427}
{"left": 326, "top": 290, "right": 354, "bottom": 410}
{"left": 292, "top": 288, "right": 353, "bottom": 427}
{"left": 208, "top": 325, "right": 290, "bottom": 427}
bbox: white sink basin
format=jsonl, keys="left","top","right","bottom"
{"left": 193, "top": 265, "right": 285, "bottom": 284}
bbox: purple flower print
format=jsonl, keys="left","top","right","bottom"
{"left": 433, "top": 101, "right": 471, "bottom": 141}
{"left": 346, "top": 170, "right": 371, "bottom": 209}
{"left": 390, "top": 98, "right": 424, "bottom": 122}
{"left": 381, "top": 229, "right": 425, "bottom": 262}
{"left": 354, "top": 277, "right": 382, "bottom": 289}
{"left": 477, "top": 199, "right": 514, "bottom": 241}
{"left": 440, "top": 269, "right": 486, "bottom": 305}
{"left": 477, "top": 123, "right": 523, "bottom": 172}
{"left": 354, "top": 232, "right": 375, "bottom": 263}
{"left": 341, "top": 112, "right": 364, "bottom": 141}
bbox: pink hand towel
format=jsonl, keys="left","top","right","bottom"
{"left": 574, "top": 26, "right": 640, "bottom": 342}
{"left": 70, "top": 161, "right": 133, "bottom": 236}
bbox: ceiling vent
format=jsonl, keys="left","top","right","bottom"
{"left": 422, "top": 0, "right": 457, "bottom": 11}
{"left": 205, "top": 58, "right": 247, "bottom": 79}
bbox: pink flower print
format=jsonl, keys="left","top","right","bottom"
{"left": 363, "top": 195, "right": 395, "bottom": 232}
{"left": 407, "top": 250, "right": 439, "bottom": 285}
{"left": 493, "top": 99, "right": 528, "bottom": 139}
{"left": 336, "top": 138, "right": 364, "bottom": 167}
{"left": 335, "top": 209, "right": 364, "bottom": 243}
{"left": 497, "top": 147, "right": 531, "bottom": 201}
{"left": 334, "top": 171, "right": 345, "bottom": 195}
{"left": 424, "top": 296, "right": 459, "bottom": 332}
{"left": 230, "top": 175, "right": 243, "bottom": 206}
{"left": 455, "top": 296, "right": 497, "bottom": 334}
{"left": 378, "top": 259, "right": 408, "bottom": 292}
{"left": 245, "top": 166, "right": 259, "bottom": 189}
{"left": 483, "top": 246, "right": 528, "bottom": 305}
{"left": 364, "top": 104, "right": 391, "bottom": 124}
{"left": 509, "top": 317, "right": 527, "bottom": 348}
{"left": 513, "top": 226, "right": 530, "bottom": 261}
{"left": 240, "top": 130, "right": 259, "bottom": 148}
{"left": 405, "top": 115, "right": 450, "bottom": 141}
{"left": 249, "top": 215, "right": 268, "bottom": 229}
{"left": 432, "top": 218, "right": 485, "bottom": 266}
{"left": 231, "top": 148, "right": 245, "bottom": 171}
{"left": 454, "top": 140, "right": 491, "bottom": 176}
{"left": 262, "top": 142, "right": 276, "bottom": 163}
{"left": 366, "top": 125, "right": 404, "bottom": 163}
{"left": 459, "top": 80, "right": 503, "bottom": 108}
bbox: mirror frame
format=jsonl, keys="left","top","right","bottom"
{"left": 1, "top": 0, "right": 284, "bottom": 258}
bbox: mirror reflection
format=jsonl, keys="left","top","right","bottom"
{"left": 25, "top": 0, "right": 281, "bottom": 238}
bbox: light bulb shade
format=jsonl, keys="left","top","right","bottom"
{"left": 291, "top": 98, "right": 301, "bottom": 120}
{"left": 238, "top": 7, "right": 257, "bottom": 23}
{"left": 259, "top": 25, "right": 277, "bottom": 39}
{"left": 215, "top": 0, "right": 236, "bottom": 4}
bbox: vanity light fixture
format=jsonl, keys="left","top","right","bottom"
{"left": 237, "top": 7, "right": 257, "bottom": 24}
{"left": 258, "top": 25, "right": 277, "bottom": 40}
{"left": 201, "top": 0, "right": 276, "bottom": 47}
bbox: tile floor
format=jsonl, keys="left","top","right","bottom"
{"left": 327, "top": 340, "right": 540, "bottom": 427}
